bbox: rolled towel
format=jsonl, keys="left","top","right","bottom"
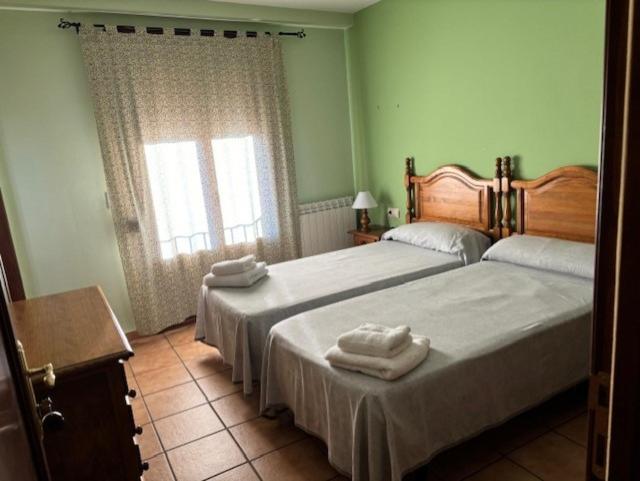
{"left": 338, "top": 323, "right": 411, "bottom": 358}
{"left": 204, "top": 262, "right": 268, "bottom": 287}
{"left": 211, "top": 255, "right": 256, "bottom": 276}
{"left": 325, "top": 335, "right": 430, "bottom": 381}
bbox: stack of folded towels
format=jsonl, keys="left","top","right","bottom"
{"left": 325, "top": 323, "right": 430, "bottom": 381}
{"left": 203, "top": 255, "right": 268, "bottom": 288}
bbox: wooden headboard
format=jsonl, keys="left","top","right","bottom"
{"left": 509, "top": 165, "right": 598, "bottom": 243}
{"left": 405, "top": 157, "right": 502, "bottom": 239}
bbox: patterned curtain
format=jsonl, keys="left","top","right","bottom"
{"left": 79, "top": 26, "right": 300, "bottom": 335}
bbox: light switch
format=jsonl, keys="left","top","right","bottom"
{"left": 387, "top": 207, "right": 400, "bottom": 219}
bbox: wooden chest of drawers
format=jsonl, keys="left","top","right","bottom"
{"left": 10, "top": 286, "right": 145, "bottom": 481}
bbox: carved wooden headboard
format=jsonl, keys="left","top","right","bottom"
{"left": 405, "top": 157, "right": 502, "bottom": 239}
{"left": 508, "top": 164, "right": 598, "bottom": 243}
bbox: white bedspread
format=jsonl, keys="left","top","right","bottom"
{"left": 260, "top": 261, "right": 593, "bottom": 481}
{"left": 195, "top": 241, "right": 462, "bottom": 393}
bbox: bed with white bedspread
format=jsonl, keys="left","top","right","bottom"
{"left": 260, "top": 237, "right": 594, "bottom": 481}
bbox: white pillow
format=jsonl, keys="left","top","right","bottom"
{"left": 482, "top": 234, "right": 595, "bottom": 279}
{"left": 381, "top": 222, "right": 491, "bottom": 265}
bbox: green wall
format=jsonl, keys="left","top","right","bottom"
{"left": 348, "top": 0, "right": 606, "bottom": 225}
{"left": 0, "top": 10, "right": 354, "bottom": 331}
{"left": 0, "top": 0, "right": 608, "bottom": 332}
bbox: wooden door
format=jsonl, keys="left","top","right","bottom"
{"left": 0, "top": 260, "right": 49, "bottom": 480}
{"left": 587, "top": 0, "right": 640, "bottom": 479}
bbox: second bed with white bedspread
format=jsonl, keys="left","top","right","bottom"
{"left": 260, "top": 255, "right": 593, "bottom": 481}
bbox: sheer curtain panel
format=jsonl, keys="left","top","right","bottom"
{"left": 79, "top": 26, "right": 300, "bottom": 334}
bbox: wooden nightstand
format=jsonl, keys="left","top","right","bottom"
{"left": 348, "top": 226, "right": 389, "bottom": 246}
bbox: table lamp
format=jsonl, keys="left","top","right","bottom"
{"left": 352, "top": 191, "right": 378, "bottom": 233}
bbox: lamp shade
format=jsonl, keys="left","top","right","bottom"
{"left": 352, "top": 191, "right": 378, "bottom": 209}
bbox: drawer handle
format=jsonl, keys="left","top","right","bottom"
{"left": 128, "top": 389, "right": 137, "bottom": 398}
{"left": 39, "top": 397, "right": 65, "bottom": 432}
{"left": 134, "top": 426, "right": 143, "bottom": 435}
{"left": 141, "top": 462, "right": 149, "bottom": 472}
{"left": 42, "top": 410, "right": 65, "bottom": 432}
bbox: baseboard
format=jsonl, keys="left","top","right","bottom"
{"left": 126, "top": 330, "right": 141, "bottom": 342}
{"left": 126, "top": 316, "right": 196, "bottom": 341}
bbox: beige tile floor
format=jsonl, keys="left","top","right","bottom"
{"left": 128, "top": 323, "right": 588, "bottom": 481}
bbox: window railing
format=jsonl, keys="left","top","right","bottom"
{"left": 159, "top": 232, "right": 211, "bottom": 260}
{"left": 223, "top": 217, "right": 263, "bottom": 245}
{"left": 159, "top": 217, "right": 264, "bottom": 259}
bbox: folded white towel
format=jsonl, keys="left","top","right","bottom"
{"left": 325, "top": 335, "right": 430, "bottom": 381}
{"left": 337, "top": 323, "right": 412, "bottom": 358}
{"left": 204, "top": 262, "right": 268, "bottom": 287}
{"left": 211, "top": 255, "right": 256, "bottom": 276}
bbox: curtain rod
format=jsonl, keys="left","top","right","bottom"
{"left": 57, "top": 18, "right": 306, "bottom": 38}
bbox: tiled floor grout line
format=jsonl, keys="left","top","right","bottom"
{"left": 495, "top": 416, "right": 573, "bottom": 457}
{"left": 131, "top": 358, "right": 243, "bottom": 410}
{"left": 551, "top": 429, "right": 588, "bottom": 450}
{"left": 503, "top": 456, "right": 546, "bottom": 481}
{"left": 163, "top": 425, "right": 231, "bottom": 453}
{"left": 133, "top": 373, "right": 247, "bottom": 421}
{"left": 489, "top": 406, "right": 588, "bottom": 459}
{"left": 138, "top": 385, "right": 251, "bottom": 423}
{"left": 456, "top": 409, "right": 588, "bottom": 481}
{"left": 143, "top": 400, "right": 210, "bottom": 423}
{"left": 498, "top": 416, "right": 582, "bottom": 481}
{"left": 144, "top": 370, "right": 234, "bottom": 393}
{"left": 130, "top": 333, "right": 202, "bottom": 481}
{"left": 453, "top": 454, "right": 505, "bottom": 481}
{"left": 201, "top": 462, "right": 250, "bottom": 481}
{"left": 546, "top": 409, "right": 588, "bottom": 431}
{"left": 137, "top": 376, "right": 219, "bottom": 398}
{"left": 496, "top": 429, "right": 550, "bottom": 457}
{"left": 128, "top": 358, "right": 181, "bottom": 481}
{"left": 458, "top": 457, "right": 503, "bottom": 481}
{"left": 164, "top": 332, "right": 266, "bottom": 481}
{"left": 132, "top": 393, "right": 262, "bottom": 440}
{"left": 241, "top": 435, "right": 310, "bottom": 464}
{"left": 144, "top": 423, "right": 165, "bottom": 461}
{"left": 166, "top": 333, "right": 247, "bottom": 481}
{"left": 492, "top": 410, "right": 588, "bottom": 459}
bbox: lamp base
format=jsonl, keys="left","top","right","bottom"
{"left": 359, "top": 209, "right": 371, "bottom": 233}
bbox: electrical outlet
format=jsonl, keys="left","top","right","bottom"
{"left": 387, "top": 207, "right": 400, "bottom": 219}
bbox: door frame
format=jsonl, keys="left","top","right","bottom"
{"left": 0, "top": 189, "right": 25, "bottom": 302}
{"left": 588, "top": 0, "right": 640, "bottom": 479}
{"left": 605, "top": 0, "right": 640, "bottom": 477}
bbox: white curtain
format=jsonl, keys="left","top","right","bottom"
{"left": 79, "top": 26, "right": 300, "bottom": 334}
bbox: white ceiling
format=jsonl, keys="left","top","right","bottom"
{"left": 215, "top": 0, "right": 380, "bottom": 14}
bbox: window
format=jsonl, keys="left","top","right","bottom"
{"left": 145, "top": 141, "right": 211, "bottom": 260}
{"left": 212, "top": 136, "right": 263, "bottom": 245}
{"left": 144, "top": 136, "right": 263, "bottom": 260}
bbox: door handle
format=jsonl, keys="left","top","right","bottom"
{"left": 15, "top": 339, "right": 59, "bottom": 439}
{"left": 16, "top": 340, "right": 56, "bottom": 388}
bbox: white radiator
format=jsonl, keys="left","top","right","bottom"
{"left": 299, "top": 196, "right": 355, "bottom": 257}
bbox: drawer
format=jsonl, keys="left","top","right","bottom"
{"left": 37, "top": 360, "right": 145, "bottom": 480}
